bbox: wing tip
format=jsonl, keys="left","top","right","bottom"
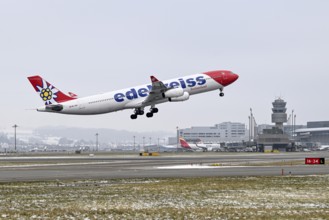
{"left": 150, "top": 75, "right": 159, "bottom": 82}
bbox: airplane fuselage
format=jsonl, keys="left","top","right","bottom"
{"left": 29, "top": 70, "right": 239, "bottom": 118}
{"left": 38, "top": 73, "right": 226, "bottom": 115}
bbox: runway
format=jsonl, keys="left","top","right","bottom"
{"left": 0, "top": 152, "right": 328, "bottom": 182}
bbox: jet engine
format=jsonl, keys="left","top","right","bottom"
{"left": 162, "top": 88, "right": 184, "bottom": 98}
{"left": 169, "top": 92, "right": 190, "bottom": 102}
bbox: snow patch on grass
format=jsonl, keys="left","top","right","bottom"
{"left": 0, "top": 176, "right": 329, "bottom": 219}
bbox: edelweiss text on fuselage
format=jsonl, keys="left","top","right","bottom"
{"left": 114, "top": 76, "right": 206, "bottom": 102}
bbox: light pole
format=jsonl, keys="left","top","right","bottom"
{"left": 250, "top": 108, "right": 253, "bottom": 141}
{"left": 294, "top": 114, "right": 296, "bottom": 141}
{"left": 13, "top": 124, "right": 18, "bottom": 152}
{"left": 95, "top": 133, "right": 99, "bottom": 152}
{"left": 133, "top": 136, "right": 136, "bottom": 152}
{"left": 291, "top": 110, "right": 294, "bottom": 140}
{"left": 149, "top": 137, "right": 152, "bottom": 152}
{"left": 143, "top": 136, "right": 145, "bottom": 152}
{"left": 176, "top": 126, "right": 179, "bottom": 152}
{"left": 248, "top": 116, "right": 251, "bottom": 146}
{"left": 163, "top": 138, "right": 166, "bottom": 152}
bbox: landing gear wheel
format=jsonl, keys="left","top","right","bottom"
{"left": 130, "top": 114, "right": 137, "bottom": 119}
{"left": 151, "top": 108, "right": 158, "bottom": 113}
{"left": 134, "top": 108, "right": 144, "bottom": 116}
{"left": 146, "top": 112, "right": 153, "bottom": 118}
{"left": 219, "top": 92, "right": 224, "bottom": 97}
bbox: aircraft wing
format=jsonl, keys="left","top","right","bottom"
{"left": 142, "top": 76, "right": 169, "bottom": 104}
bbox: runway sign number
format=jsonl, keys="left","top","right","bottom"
{"left": 305, "top": 158, "right": 325, "bottom": 165}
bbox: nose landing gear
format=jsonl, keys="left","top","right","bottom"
{"left": 219, "top": 88, "right": 224, "bottom": 97}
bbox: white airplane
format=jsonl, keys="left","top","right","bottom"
{"left": 28, "top": 70, "right": 238, "bottom": 119}
{"left": 203, "top": 143, "right": 222, "bottom": 152}
{"left": 179, "top": 138, "right": 207, "bottom": 152}
{"left": 318, "top": 145, "right": 329, "bottom": 151}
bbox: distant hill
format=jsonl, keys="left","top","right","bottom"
{"left": 34, "top": 126, "right": 174, "bottom": 143}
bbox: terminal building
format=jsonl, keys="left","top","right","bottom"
{"left": 178, "top": 122, "right": 247, "bottom": 143}
{"left": 296, "top": 121, "right": 329, "bottom": 146}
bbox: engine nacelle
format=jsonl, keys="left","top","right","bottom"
{"left": 169, "top": 92, "right": 190, "bottom": 102}
{"left": 162, "top": 88, "right": 184, "bottom": 98}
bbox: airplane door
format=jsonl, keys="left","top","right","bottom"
{"left": 78, "top": 100, "right": 86, "bottom": 110}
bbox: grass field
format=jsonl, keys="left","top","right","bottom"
{"left": 1, "top": 175, "right": 329, "bottom": 219}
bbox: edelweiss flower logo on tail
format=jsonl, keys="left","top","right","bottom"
{"left": 36, "top": 78, "right": 59, "bottom": 105}
{"left": 28, "top": 75, "right": 77, "bottom": 105}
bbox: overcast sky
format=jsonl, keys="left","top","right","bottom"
{"left": 0, "top": 0, "right": 328, "bottom": 132}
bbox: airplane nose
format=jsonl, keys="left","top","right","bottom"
{"left": 222, "top": 72, "right": 239, "bottom": 86}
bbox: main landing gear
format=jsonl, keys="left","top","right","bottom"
{"left": 219, "top": 88, "right": 224, "bottom": 97}
{"left": 130, "top": 107, "right": 159, "bottom": 119}
{"left": 130, "top": 108, "right": 144, "bottom": 119}
{"left": 146, "top": 107, "right": 158, "bottom": 118}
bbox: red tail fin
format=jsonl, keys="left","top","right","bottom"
{"left": 179, "top": 138, "right": 192, "bottom": 149}
{"left": 27, "top": 75, "right": 76, "bottom": 105}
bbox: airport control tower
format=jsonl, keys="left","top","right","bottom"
{"left": 271, "top": 98, "right": 287, "bottom": 130}
{"left": 258, "top": 98, "right": 291, "bottom": 152}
